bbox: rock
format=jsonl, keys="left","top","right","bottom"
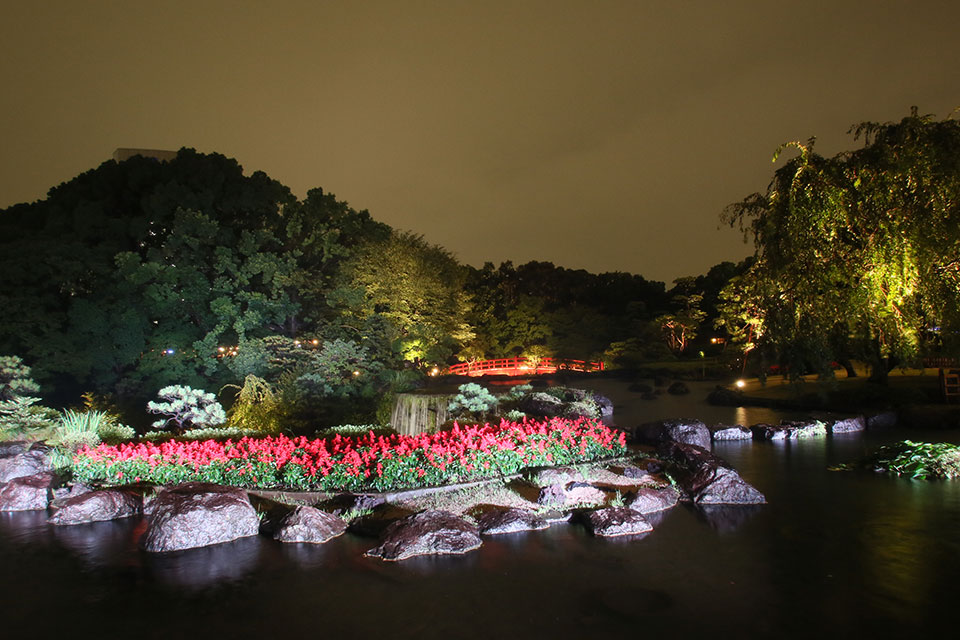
{"left": 0, "top": 448, "right": 52, "bottom": 483}
{"left": 51, "top": 483, "right": 94, "bottom": 505}
{"left": 751, "top": 420, "right": 827, "bottom": 440}
{"left": 659, "top": 441, "right": 766, "bottom": 505}
{"left": 365, "top": 510, "right": 482, "bottom": 561}
{"left": 536, "top": 484, "right": 568, "bottom": 508}
{"left": 0, "top": 472, "right": 54, "bottom": 511}
{"left": 592, "top": 393, "right": 614, "bottom": 419}
{"left": 477, "top": 508, "right": 549, "bottom": 535}
{"left": 526, "top": 466, "right": 585, "bottom": 487}
{"left": 667, "top": 381, "right": 690, "bottom": 395}
{"left": 140, "top": 482, "right": 260, "bottom": 553}
{"left": 866, "top": 411, "right": 898, "bottom": 430}
{"left": 583, "top": 507, "right": 653, "bottom": 537}
{"left": 348, "top": 503, "right": 417, "bottom": 537}
{"left": 48, "top": 489, "right": 141, "bottom": 525}
{"left": 706, "top": 387, "right": 744, "bottom": 406}
{"left": 626, "top": 486, "right": 680, "bottom": 514}
{"left": 828, "top": 415, "right": 866, "bottom": 434}
{"left": 316, "top": 493, "right": 386, "bottom": 517}
{"left": 712, "top": 425, "right": 752, "bottom": 441}
{"left": 636, "top": 419, "right": 711, "bottom": 450}
{"left": 0, "top": 441, "right": 31, "bottom": 458}
{"left": 273, "top": 506, "right": 347, "bottom": 544}
{"left": 519, "top": 392, "right": 565, "bottom": 417}
{"left": 621, "top": 466, "right": 649, "bottom": 479}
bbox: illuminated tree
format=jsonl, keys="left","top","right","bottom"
{"left": 330, "top": 231, "right": 474, "bottom": 364}
{"left": 721, "top": 108, "right": 960, "bottom": 382}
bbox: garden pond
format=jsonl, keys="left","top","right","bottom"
{"left": 2, "top": 380, "right": 959, "bottom": 637}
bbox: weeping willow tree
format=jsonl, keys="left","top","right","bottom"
{"left": 720, "top": 107, "right": 960, "bottom": 383}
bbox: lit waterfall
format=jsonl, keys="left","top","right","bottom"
{"left": 390, "top": 394, "right": 453, "bottom": 436}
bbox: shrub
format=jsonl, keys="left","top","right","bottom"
{"left": 447, "top": 383, "right": 499, "bottom": 420}
{"left": 0, "top": 395, "right": 58, "bottom": 437}
{"left": 223, "top": 375, "right": 285, "bottom": 435}
{"left": 50, "top": 410, "right": 107, "bottom": 449}
{"left": 0, "top": 355, "right": 41, "bottom": 401}
{"left": 98, "top": 422, "right": 137, "bottom": 444}
{"left": 147, "top": 385, "right": 226, "bottom": 433}
{"left": 847, "top": 440, "right": 960, "bottom": 480}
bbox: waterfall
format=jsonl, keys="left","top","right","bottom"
{"left": 390, "top": 393, "right": 453, "bottom": 436}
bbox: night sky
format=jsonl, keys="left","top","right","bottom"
{"left": 2, "top": 1, "right": 958, "bottom": 283}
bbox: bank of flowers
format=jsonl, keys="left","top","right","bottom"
{"left": 71, "top": 417, "right": 627, "bottom": 492}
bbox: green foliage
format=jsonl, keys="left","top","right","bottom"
{"left": 314, "top": 424, "right": 395, "bottom": 438}
{"left": 98, "top": 421, "right": 137, "bottom": 444}
{"left": 722, "top": 109, "right": 960, "bottom": 380}
{"left": 140, "top": 426, "right": 264, "bottom": 442}
{"left": 147, "top": 385, "right": 226, "bottom": 432}
{"left": 330, "top": 231, "right": 474, "bottom": 364}
{"left": 0, "top": 395, "right": 58, "bottom": 437}
{"left": 0, "top": 355, "right": 40, "bottom": 401}
{"left": 842, "top": 440, "right": 960, "bottom": 480}
{"left": 223, "top": 375, "right": 285, "bottom": 435}
{"left": 296, "top": 339, "right": 383, "bottom": 400}
{"left": 50, "top": 409, "right": 107, "bottom": 449}
{"left": 447, "top": 383, "right": 499, "bottom": 420}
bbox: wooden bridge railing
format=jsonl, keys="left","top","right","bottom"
{"left": 446, "top": 357, "right": 604, "bottom": 377}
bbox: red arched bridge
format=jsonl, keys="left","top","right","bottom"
{"left": 447, "top": 357, "right": 604, "bottom": 377}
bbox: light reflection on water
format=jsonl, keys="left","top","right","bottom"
{"left": 2, "top": 382, "right": 960, "bottom": 636}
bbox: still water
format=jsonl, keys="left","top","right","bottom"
{"left": 2, "top": 382, "right": 959, "bottom": 638}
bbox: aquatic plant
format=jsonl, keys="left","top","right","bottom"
{"left": 845, "top": 440, "right": 960, "bottom": 480}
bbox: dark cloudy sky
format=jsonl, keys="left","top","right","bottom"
{"left": 2, "top": 1, "right": 958, "bottom": 283}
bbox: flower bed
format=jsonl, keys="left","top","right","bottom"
{"left": 71, "top": 417, "right": 627, "bottom": 492}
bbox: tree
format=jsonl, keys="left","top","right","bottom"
{"left": 656, "top": 290, "right": 706, "bottom": 355}
{"left": 721, "top": 108, "right": 960, "bottom": 382}
{"left": 329, "top": 231, "right": 474, "bottom": 364}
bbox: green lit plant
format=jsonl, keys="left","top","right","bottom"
{"left": 222, "top": 375, "right": 285, "bottom": 435}
{"left": 840, "top": 440, "right": 960, "bottom": 480}
{"left": 447, "top": 383, "right": 499, "bottom": 421}
{"left": 147, "top": 385, "right": 226, "bottom": 433}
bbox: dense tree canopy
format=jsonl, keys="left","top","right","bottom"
{"left": 721, "top": 108, "right": 960, "bottom": 380}
{"left": 0, "top": 150, "right": 388, "bottom": 400}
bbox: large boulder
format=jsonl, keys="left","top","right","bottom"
{"left": 0, "top": 472, "right": 55, "bottom": 511}
{"left": 365, "top": 510, "right": 482, "bottom": 561}
{"left": 828, "top": 415, "right": 866, "bottom": 434}
{"left": 519, "top": 392, "right": 564, "bottom": 417}
{"left": 626, "top": 486, "right": 680, "bottom": 514}
{"left": 0, "top": 448, "right": 52, "bottom": 483}
{"left": 635, "top": 419, "right": 711, "bottom": 450}
{"left": 48, "top": 489, "right": 141, "bottom": 525}
{"left": 659, "top": 441, "right": 766, "bottom": 505}
{"left": 712, "top": 425, "right": 752, "bottom": 441}
{"left": 583, "top": 507, "right": 653, "bottom": 537}
{"left": 140, "top": 482, "right": 260, "bottom": 553}
{"left": 348, "top": 503, "right": 417, "bottom": 537}
{"left": 273, "top": 506, "right": 347, "bottom": 544}
{"left": 477, "top": 508, "right": 549, "bottom": 535}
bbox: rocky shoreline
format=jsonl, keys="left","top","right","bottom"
{"left": 0, "top": 421, "right": 774, "bottom": 561}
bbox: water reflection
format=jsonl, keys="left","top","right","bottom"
{"left": 696, "top": 505, "right": 763, "bottom": 533}
{"left": 146, "top": 535, "right": 262, "bottom": 590}
{"left": 52, "top": 518, "right": 142, "bottom": 568}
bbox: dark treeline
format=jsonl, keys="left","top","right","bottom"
{"left": 0, "top": 148, "right": 745, "bottom": 419}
